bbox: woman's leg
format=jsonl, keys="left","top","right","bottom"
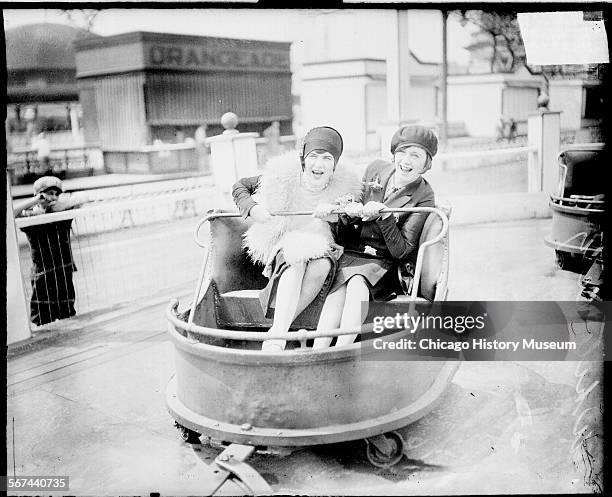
{"left": 294, "top": 258, "right": 332, "bottom": 317}
{"left": 312, "top": 285, "right": 347, "bottom": 349}
{"left": 335, "top": 275, "right": 370, "bottom": 347}
{"left": 262, "top": 262, "right": 307, "bottom": 351}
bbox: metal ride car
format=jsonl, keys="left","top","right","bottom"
{"left": 545, "top": 143, "right": 605, "bottom": 273}
{"left": 166, "top": 204, "right": 455, "bottom": 495}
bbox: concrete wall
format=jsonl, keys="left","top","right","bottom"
{"left": 448, "top": 72, "right": 542, "bottom": 137}
{"left": 365, "top": 82, "right": 387, "bottom": 150}
{"left": 548, "top": 80, "right": 583, "bottom": 130}
{"left": 301, "top": 78, "right": 367, "bottom": 152}
{"left": 406, "top": 84, "right": 438, "bottom": 125}
{"left": 448, "top": 77, "right": 504, "bottom": 136}
{"left": 301, "top": 58, "right": 440, "bottom": 151}
{"left": 301, "top": 60, "right": 386, "bottom": 152}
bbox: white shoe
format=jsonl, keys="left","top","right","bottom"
{"left": 261, "top": 339, "right": 286, "bottom": 352}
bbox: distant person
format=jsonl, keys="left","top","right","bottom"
{"left": 194, "top": 124, "right": 210, "bottom": 173}
{"left": 14, "top": 176, "right": 88, "bottom": 326}
{"left": 508, "top": 118, "right": 517, "bottom": 142}
{"left": 263, "top": 121, "right": 281, "bottom": 158}
{"left": 33, "top": 131, "right": 51, "bottom": 175}
{"left": 496, "top": 117, "right": 507, "bottom": 143}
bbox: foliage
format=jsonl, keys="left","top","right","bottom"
{"left": 61, "top": 9, "right": 99, "bottom": 33}
{"left": 454, "top": 10, "right": 526, "bottom": 73}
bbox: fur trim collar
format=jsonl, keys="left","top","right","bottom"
{"left": 244, "top": 151, "right": 362, "bottom": 266}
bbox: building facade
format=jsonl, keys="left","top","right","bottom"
{"left": 5, "top": 23, "right": 98, "bottom": 148}
{"left": 300, "top": 53, "right": 439, "bottom": 152}
{"left": 74, "top": 32, "right": 293, "bottom": 149}
{"left": 447, "top": 68, "right": 541, "bottom": 137}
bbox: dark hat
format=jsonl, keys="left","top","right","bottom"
{"left": 390, "top": 125, "right": 438, "bottom": 158}
{"left": 33, "top": 176, "right": 63, "bottom": 195}
{"left": 302, "top": 126, "right": 343, "bottom": 164}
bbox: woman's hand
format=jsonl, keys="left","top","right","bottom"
{"left": 361, "top": 201, "right": 387, "bottom": 221}
{"left": 344, "top": 201, "right": 364, "bottom": 218}
{"left": 249, "top": 204, "right": 272, "bottom": 223}
{"left": 313, "top": 203, "right": 337, "bottom": 221}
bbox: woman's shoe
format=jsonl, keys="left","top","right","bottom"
{"left": 261, "top": 339, "right": 286, "bottom": 352}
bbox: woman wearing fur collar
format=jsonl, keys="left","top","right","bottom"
{"left": 232, "top": 126, "right": 361, "bottom": 352}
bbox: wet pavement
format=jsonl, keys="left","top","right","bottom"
{"left": 6, "top": 218, "right": 603, "bottom": 495}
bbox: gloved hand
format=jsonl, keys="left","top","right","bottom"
{"left": 313, "top": 203, "right": 337, "bottom": 222}
{"left": 344, "top": 201, "right": 364, "bottom": 218}
{"left": 249, "top": 204, "right": 273, "bottom": 223}
{"left": 361, "top": 201, "right": 387, "bottom": 221}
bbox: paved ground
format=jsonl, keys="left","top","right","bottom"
{"left": 6, "top": 218, "right": 603, "bottom": 495}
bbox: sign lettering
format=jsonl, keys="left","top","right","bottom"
{"left": 147, "top": 44, "right": 289, "bottom": 70}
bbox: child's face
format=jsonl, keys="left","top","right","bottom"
{"left": 39, "top": 188, "right": 61, "bottom": 209}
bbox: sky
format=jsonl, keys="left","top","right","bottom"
{"left": 3, "top": 8, "right": 473, "bottom": 66}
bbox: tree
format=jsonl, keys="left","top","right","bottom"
{"left": 61, "top": 9, "right": 99, "bottom": 33}
{"left": 455, "top": 10, "right": 526, "bottom": 73}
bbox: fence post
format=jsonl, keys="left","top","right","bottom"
{"left": 205, "top": 112, "right": 259, "bottom": 203}
{"left": 6, "top": 173, "right": 32, "bottom": 344}
{"left": 527, "top": 110, "right": 561, "bottom": 194}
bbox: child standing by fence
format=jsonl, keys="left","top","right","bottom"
{"left": 13, "top": 176, "right": 87, "bottom": 326}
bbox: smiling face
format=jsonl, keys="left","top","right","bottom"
{"left": 39, "top": 188, "right": 61, "bottom": 209}
{"left": 303, "top": 149, "right": 335, "bottom": 190}
{"left": 393, "top": 146, "right": 429, "bottom": 186}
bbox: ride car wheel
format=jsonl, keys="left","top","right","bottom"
{"left": 174, "top": 421, "right": 201, "bottom": 444}
{"left": 365, "top": 431, "right": 405, "bottom": 468}
{"left": 555, "top": 250, "right": 583, "bottom": 272}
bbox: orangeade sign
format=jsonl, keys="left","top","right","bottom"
{"left": 148, "top": 44, "right": 290, "bottom": 72}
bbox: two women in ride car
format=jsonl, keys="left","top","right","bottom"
{"left": 232, "top": 124, "right": 438, "bottom": 351}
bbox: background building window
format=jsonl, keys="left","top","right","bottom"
{"left": 582, "top": 86, "right": 603, "bottom": 120}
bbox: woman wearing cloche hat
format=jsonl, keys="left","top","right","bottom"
{"left": 232, "top": 126, "right": 362, "bottom": 352}
{"left": 313, "top": 124, "right": 438, "bottom": 349}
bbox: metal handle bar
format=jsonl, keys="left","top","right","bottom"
{"left": 184, "top": 207, "right": 448, "bottom": 334}
{"left": 193, "top": 207, "right": 449, "bottom": 249}
{"left": 550, "top": 194, "right": 605, "bottom": 205}
{"left": 170, "top": 299, "right": 398, "bottom": 341}
{"left": 548, "top": 202, "right": 606, "bottom": 215}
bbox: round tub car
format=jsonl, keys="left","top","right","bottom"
{"left": 545, "top": 144, "right": 605, "bottom": 272}
{"left": 166, "top": 205, "right": 456, "bottom": 494}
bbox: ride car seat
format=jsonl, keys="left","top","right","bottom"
{"left": 415, "top": 201, "right": 451, "bottom": 301}
{"left": 205, "top": 203, "right": 451, "bottom": 329}
{"left": 557, "top": 146, "right": 604, "bottom": 198}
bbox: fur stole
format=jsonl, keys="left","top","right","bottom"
{"left": 243, "top": 151, "right": 362, "bottom": 271}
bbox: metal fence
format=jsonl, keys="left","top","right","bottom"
{"left": 7, "top": 146, "right": 105, "bottom": 185}
{"left": 14, "top": 187, "right": 215, "bottom": 329}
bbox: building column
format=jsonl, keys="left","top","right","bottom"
{"left": 69, "top": 104, "right": 81, "bottom": 142}
{"left": 387, "top": 10, "right": 412, "bottom": 123}
{"left": 6, "top": 175, "right": 32, "bottom": 344}
{"left": 527, "top": 110, "right": 561, "bottom": 195}
{"left": 206, "top": 113, "right": 259, "bottom": 205}
{"left": 379, "top": 10, "right": 415, "bottom": 156}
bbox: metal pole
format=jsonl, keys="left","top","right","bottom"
{"left": 440, "top": 10, "right": 449, "bottom": 147}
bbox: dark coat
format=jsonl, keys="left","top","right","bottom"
{"left": 20, "top": 219, "right": 77, "bottom": 325}
{"left": 331, "top": 160, "right": 435, "bottom": 300}
{"left": 336, "top": 159, "right": 435, "bottom": 262}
